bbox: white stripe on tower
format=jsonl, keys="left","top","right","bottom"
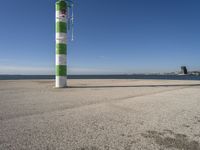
{"left": 56, "top": 54, "right": 67, "bottom": 65}
{"left": 56, "top": 11, "right": 67, "bottom": 22}
{"left": 56, "top": 33, "right": 67, "bottom": 44}
{"left": 56, "top": 76, "right": 66, "bottom": 88}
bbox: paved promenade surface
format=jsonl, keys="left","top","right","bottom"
{"left": 0, "top": 79, "right": 200, "bottom": 150}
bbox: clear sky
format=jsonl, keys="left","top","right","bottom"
{"left": 0, "top": 0, "right": 200, "bottom": 75}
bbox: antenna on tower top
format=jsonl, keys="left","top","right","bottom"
{"left": 66, "top": 0, "right": 74, "bottom": 41}
{"left": 71, "top": 3, "right": 74, "bottom": 41}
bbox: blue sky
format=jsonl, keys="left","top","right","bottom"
{"left": 0, "top": 0, "right": 200, "bottom": 75}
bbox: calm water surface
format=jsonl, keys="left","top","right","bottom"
{"left": 0, "top": 75, "right": 200, "bottom": 80}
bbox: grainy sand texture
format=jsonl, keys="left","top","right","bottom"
{"left": 0, "top": 79, "right": 200, "bottom": 150}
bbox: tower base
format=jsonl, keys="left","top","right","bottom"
{"left": 55, "top": 76, "right": 67, "bottom": 88}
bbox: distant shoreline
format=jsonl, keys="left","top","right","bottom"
{"left": 0, "top": 75, "right": 200, "bottom": 80}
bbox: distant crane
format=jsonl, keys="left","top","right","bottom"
{"left": 55, "top": 0, "right": 74, "bottom": 88}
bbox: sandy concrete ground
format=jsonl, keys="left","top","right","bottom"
{"left": 0, "top": 79, "right": 200, "bottom": 150}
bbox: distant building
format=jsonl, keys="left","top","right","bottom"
{"left": 181, "top": 66, "right": 188, "bottom": 75}
{"left": 191, "top": 71, "right": 200, "bottom": 76}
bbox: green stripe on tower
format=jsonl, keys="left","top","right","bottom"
{"left": 56, "top": 65, "right": 66, "bottom": 76}
{"left": 56, "top": 22, "right": 67, "bottom": 33}
{"left": 56, "top": 1, "right": 67, "bottom": 11}
{"left": 56, "top": 43, "right": 67, "bottom": 54}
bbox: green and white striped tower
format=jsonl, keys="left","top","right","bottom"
{"left": 55, "top": 0, "right": 67, "bottom": 88}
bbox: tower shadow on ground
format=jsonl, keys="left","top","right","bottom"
{"left": 68, "top": 84, "right": 200, "bottom": 89}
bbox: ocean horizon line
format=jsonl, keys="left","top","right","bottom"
{"left": 0, "top": 74, "right": 200, "bottom": 81}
